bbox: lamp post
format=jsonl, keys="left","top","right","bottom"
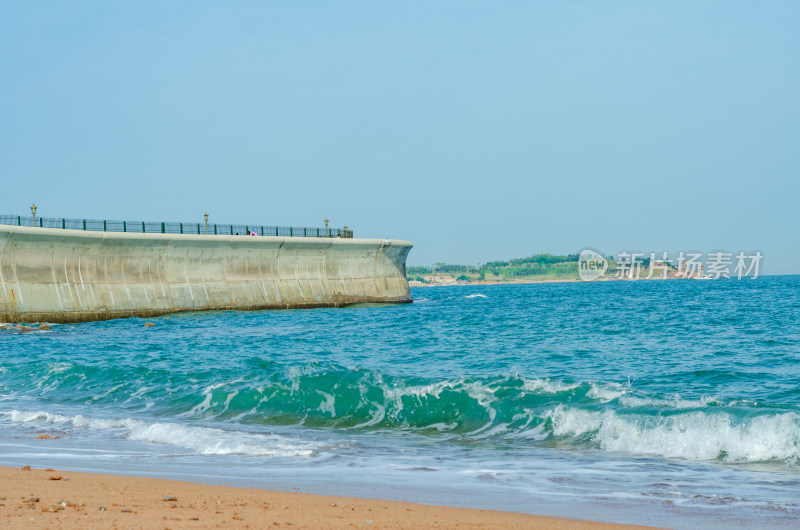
{"left": 30, "top": 204, "right": 37, "bottom": 227}
{"left": 324, "top": 218, "right": 329, "bottom": 238}
{"left": 204, "top": 212, "right": 209, "bottom": 235}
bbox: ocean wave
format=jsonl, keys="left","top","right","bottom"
{"left": 142, "top": 373, "right": 800, "bottom": 466}
{"left": 464, "top": 294, "right": 487, "bottom": 299}
{"left": 4, "top": 363, "right": 800, "bottom": 466}
{"left": 6, "top": 401, "right": 798, "bottom": 465}
{"left": 548, "top": 406, "right": 800, "bottom": 463}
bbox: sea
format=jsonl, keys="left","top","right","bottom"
{"left": 2, "top": 277, "right": 800, "bottom": 528}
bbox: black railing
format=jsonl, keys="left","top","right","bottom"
{"left": 0, "top": 215, "right": 354, "bottom": 238}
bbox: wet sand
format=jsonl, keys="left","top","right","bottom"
{"left": 0, "top": 465, "right": 660, "bottom": 529}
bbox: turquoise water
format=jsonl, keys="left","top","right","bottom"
{"left": 2, "top": 277, "right": 800, "bottom": 527}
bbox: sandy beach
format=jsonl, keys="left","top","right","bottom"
{"left": 0, "top": 465, "right": 659, "bottom": 529}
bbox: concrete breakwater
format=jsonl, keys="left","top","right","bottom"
{"left": 0, "top": 226, "right": 412, "bottom": 323}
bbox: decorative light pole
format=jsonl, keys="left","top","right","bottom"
{"left": 30, "top": 204, "right": 37, "bottom": 227}
{"left": 324, "top": 218, "right": 329, "bottom": 238}
{"left": 204, "top": 212, "right": 209, "bottom": 234}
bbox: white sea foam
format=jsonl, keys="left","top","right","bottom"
{"left": 316, "top": 390, "right": 336, "bottom": 417}
{"left": 586, "top": 383, "right": 628, "bottom": 402}
{"left": 3, "top": 410, "right": 319, "bottom": 457}
{"left": 464, "top": 294, "right": 487, "bottom": 299}
{"left": 382, "top": 379, "right": 467, "bottom": 403}
{"left": 90, "top": 383, "right": 126, "bottom": 402}
{"left": 374, "top": 378, "right": 501, "bottom": 431}
{"left": 618, "top": 394, "right": 722, "bottom": 409}
{"left": 471, "top": 422, "right": 512, "bottom": 439}
{"left": 426, "top": 422, "right": 458, "bottom": 431}
{"left": 521, "top": 378, "right": 580, "bottom": 394}
{"left": 513, "top": 422, "right": 548, "bottom": 441}
{"left": 124, "top": 385, "right": 153, "bottom": 402}
{"left": 47, "top": 362, "right": 73, "bottom": 374}
{"left": 548, "top": 405, "right": 800, "bottom": 463}
{"left": 126, "top": 422, "right": 317, "bottom": 457}
{"left": 463, "top": 383, "right": 499, "bottom": 435}
{"left": 349, "top": 401, "right": 386, "bottom": 428}
{"left": 222, "top": 389, "right": 239, "bottom": 409}
{"left": 180, "top": 379, "right": 246, "bottom": 417}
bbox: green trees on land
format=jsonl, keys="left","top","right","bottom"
{"left": 407, "top": 253, "right": 583, "bottom": 281}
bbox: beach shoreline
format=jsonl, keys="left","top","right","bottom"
{"left": 0, "top": 465, "right": 658, "bottom": 529}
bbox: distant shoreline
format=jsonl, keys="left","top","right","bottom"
{"left": 408, "top": 276, "right": 683, "bottom": 287}
{"left": 409, "top": 278, "right": 581, "bottom": 287}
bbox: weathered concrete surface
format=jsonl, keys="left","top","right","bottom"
{"left": 0, "top": 226, "right": 412, "bottom": 323}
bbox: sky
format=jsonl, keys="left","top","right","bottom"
{"left": 1, "top": 2, "right": 798, "bottom": 273}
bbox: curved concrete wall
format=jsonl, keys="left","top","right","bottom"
{"left": 0, "top": 226, "right": 412, "bottom": 323}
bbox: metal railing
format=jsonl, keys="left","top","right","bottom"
{"left": 0, "top": 214, "right": 354, "bottom": 238}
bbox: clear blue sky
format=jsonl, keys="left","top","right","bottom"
{"left": 2, "top": 2, "right": 798, "bottom": 273}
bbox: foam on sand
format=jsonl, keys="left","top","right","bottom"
{"left": 4, "top": 410, "right": 320, "bottom": 457}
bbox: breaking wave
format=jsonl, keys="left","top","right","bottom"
{"left": 3, "top": 368, "right": 799, "bottom": 465}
